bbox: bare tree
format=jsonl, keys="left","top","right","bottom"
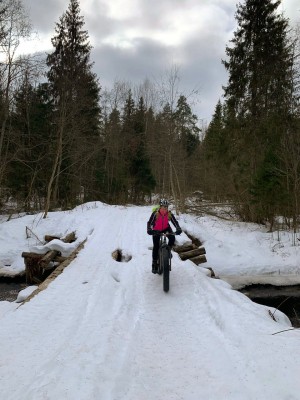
{"left": 0, "top": 0, "right": 32, "bottom": 187}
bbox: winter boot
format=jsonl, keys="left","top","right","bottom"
{"left": 167, "top": 246, "right": 173, "bottom": 258}
{"left": 152, "top": 259, "right": 158, "bottom": 274}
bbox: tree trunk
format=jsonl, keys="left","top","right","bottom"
{"left": 43, "top": 106, "right": 65, "bottom": 218}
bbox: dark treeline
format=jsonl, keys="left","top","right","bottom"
{"left": 1, "top": 0, "right": 300, "bottom": 231}
{"left": 200, "top": 0, "right": 300, "bottom": 232}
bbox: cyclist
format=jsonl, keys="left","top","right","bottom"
{"left": 147, "top": 199, "right": 182, "bottom": 274}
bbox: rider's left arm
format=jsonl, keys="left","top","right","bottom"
{"left": 170, "top": 213, "right": 181, "bottom": 231}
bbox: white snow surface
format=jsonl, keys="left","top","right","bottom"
{"left": 0, "top": 202, "right": 300, "bottom": 399}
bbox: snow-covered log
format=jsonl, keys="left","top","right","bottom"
{"left": 22, "top": 232, "right": 76, "bottom": 284}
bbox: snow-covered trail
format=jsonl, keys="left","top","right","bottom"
{"left": 0, "top": 204, "right": 300, "bottom": 400}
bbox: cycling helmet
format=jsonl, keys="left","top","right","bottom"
{"left": 159, "top": 198, "right": 169, "bottom": 207}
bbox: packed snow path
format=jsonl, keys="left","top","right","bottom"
{"left": 0, "top": 203, "right": 300, "bottom": 400}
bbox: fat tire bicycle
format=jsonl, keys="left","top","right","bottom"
{"left": 152, "top": 231, "right": 179, "bottom": 293}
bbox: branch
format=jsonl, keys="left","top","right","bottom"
{"left": 271, "top": 328, "right": 298, "bottom": 335}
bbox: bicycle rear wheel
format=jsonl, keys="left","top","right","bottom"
{"left": 162, "top": 247, "right": 170, "bottom": 292}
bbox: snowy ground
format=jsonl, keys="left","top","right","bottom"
{"left": 0, "top": 202, "right": 300, "bottom": 399}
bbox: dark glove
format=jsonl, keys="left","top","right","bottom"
{"left": 147, "top": 228, "right": 153, "bottom": 235}
{"left": 176, "top": 227, "right": 182, "bottom": 235}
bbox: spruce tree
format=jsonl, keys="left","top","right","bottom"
{"left": 222, "top": 0, "right": 293, "bottom": 222}
{"left": 201, "top": 100, "right": 228, "bottom": 200}
{"left": 45, "top": 0, "right": 101, "bottom": 214}
{"left": 174, "top": 95, "right": 200, "bottom": 156}
{"left": 131, "top": 97, "right": 156, "bottom": 202}
{"left": 8, "top": 83, "right": 53, "bottom": 209}
{"left": 121, "top": 93, "right": 155, "bottom": 202}
{"left": 223, "top": 0, "right": 292, "bottom": 120}
{"left": 102, "top": 108, "right": 125, "bottom": 203}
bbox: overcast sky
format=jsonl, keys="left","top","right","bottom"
{"left": 22, "top": 0, "right": 300, "bottom": 124}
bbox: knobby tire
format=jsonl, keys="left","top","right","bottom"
{"left": 162, "top": 247, "right": 170, "bottom": 292}
{"left": 157, "top": 249, "right": 163, "bottom": 275}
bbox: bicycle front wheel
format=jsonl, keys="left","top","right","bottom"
{"left": 162, "top": 247, "right": 170, "bottom": 292}
{"left": 157, "top": 249, "right": 163, "bottom": 275}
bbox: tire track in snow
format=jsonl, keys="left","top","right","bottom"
{"left": 110, "top": 243, "right": 260, "bottom": 400}
{"left": 26, "top": 207, "right": 149, "bottom": 400}
{"left": 1, "top": 205, "right": 297, "bottom": 400}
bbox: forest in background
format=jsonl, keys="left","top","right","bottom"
{"left": 0, "top": 0, "right": 299, "bottom": 232}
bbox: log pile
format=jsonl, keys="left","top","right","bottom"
{"left": 174, "top": 243, "right": 207, "bottom": 264}
{"left": 173, "top": 242, "right": 215, "bottom": 277}
{"left": 22, "top": 232, "right": 76, "bottom": 284}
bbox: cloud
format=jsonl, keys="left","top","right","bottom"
{"left": 23, "top": 0, "right": 300, "bottom": 123}
{"left": 281, "top": 0, "right": 300, "bottom": 23}
{"left": 25, "top": 0, "right": 65, "bottom": 33}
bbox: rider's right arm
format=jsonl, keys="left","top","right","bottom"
{"left": 147, "top": 212, "right": 156, "bottom": 229}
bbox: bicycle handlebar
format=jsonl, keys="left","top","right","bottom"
{"left": 151, "top": 230, "right": 179, "bottom": 236}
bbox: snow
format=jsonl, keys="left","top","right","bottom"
{"left": 0, "top": 201, "right": 300, "bottom": 399}
{"left": 15, "top": 285, "right": 38, "bottom": 303}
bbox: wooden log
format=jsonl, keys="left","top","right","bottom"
{"left": 61, "top": 232, "right": 76, "bottom": 243}
{"left": 44, "top": 235, "right": 60, "bottom": 242}
{"left": 38, "top": 231, "right": 76, "bottom": 269}
{"left": 24, "top": 257, "right": 43, "bottom": 284}
{"left": 173, "top": 243, "right": 197, "bottom": 253}
{"left": 178, "top": 247, "right": 206, "bottom": 261}
{"left": 189, "top": 254, "right": 207, "bottom": 265}
{"left": 38, "top": 249, "right": 61, "bottom": 269}
{"left": 22, "top": 252, "right": 43, "bottom": 260}
{"left": 207, "top": 267, "right": 215, "bottom": 277}
{"left": 22, "top": 252, "right": 67, "bottom": 264}
{"left": 55, "top": 256, "right": 67, "bottom": 263}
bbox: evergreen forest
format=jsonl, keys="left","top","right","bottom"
{"left": 0, "top": 0, "right": 300, "bottom": 232}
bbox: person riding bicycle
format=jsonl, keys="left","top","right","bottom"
{"left": 147, "top": 199, "right": 182, "bottom": 274}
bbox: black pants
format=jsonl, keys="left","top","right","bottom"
{"left": 152, "top": 228, "right": 175, "bottom": 261}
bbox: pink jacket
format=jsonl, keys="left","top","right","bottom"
{"left": 153, "top": 210, "right": 169, "bottom": 231}
{"left": 147, "top": 209, "right": 180, "bottom": 232}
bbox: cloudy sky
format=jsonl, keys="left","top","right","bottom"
{"left": 22, "top": 0, "right": 300, "bottom": 123}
